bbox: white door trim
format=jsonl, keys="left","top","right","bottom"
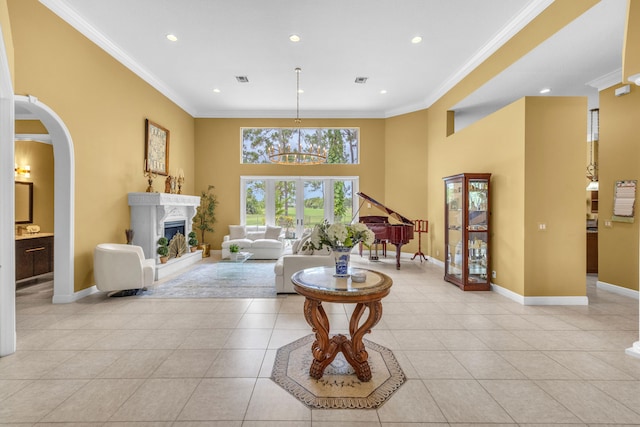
{"left": 0, "top": 21, "right": 16, "bottom": 357}
{"left": 15, "top": 95, "right": 75, "bottom": 304}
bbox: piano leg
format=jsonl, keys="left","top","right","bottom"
{"left": 394, "top": 244, "right": 403, "bottom": 269}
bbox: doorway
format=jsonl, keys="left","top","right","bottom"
{"left": 241, "top": 176, "right": 359, "bottom": 235}
{"left": 1, "top": 95, "right": 75, "bottom": 357}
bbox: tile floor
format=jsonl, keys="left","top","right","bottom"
{"left": 3, "top": 255, "right": 640, "bottom": 426}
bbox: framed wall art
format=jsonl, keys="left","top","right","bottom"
{"left": 612, "top": 180, "right": 637, "bottom": 223}
{"left": 145, "top": 119, "right": 170, "bottom": 175}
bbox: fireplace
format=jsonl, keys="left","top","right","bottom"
{"left": 164, "top": 220, "right": 186, "bottom": 241}
{"left": 128, "top": 192, "right": 201, "bottom": 279}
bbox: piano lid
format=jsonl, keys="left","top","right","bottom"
{"left": 357, "top": 192, "right": 414, "bottom": 225}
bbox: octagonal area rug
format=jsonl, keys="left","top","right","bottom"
{"left": 271, "top": 334, "right": 405, "bottom": 409}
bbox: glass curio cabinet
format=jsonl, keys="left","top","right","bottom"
{"left": 443, "top": 173, "right": 491, "bottom": 291}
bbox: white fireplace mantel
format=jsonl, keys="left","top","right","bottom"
{"left": 128, "top": 192, "right": 201, "bottom": 279}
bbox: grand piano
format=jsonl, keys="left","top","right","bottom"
{"left": 357, "top": 192, "right": 414, "bottom": 269}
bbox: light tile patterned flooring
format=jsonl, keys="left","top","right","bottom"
{"left": 3, "top": 255, "right": 640, "bottom": 426}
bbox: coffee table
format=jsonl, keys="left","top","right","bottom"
{"left": 217, "top": 251, "right": 252, "bottom": 278}
{"left": 291, "top": 266, "right": 392, "bottom": 382}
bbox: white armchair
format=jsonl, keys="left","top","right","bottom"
{"left": 94, "top": 243, "right": 155, "bottom": 296}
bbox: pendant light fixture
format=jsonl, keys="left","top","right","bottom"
{"left": 268, "top": 67, "right": 327, "bottom": 165}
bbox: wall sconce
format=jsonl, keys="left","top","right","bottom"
{"left": 15, "top": 163, "right": 31, "bottom": 178}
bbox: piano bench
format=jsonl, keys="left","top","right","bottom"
{"left": 359, "top": 241, "right": 386, "bottom": 258}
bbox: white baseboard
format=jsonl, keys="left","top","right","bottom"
{"left": 491, "top": 283, "right": 588, "bottom": 306}
{"left": 428, "top": 257, "right": 445, "bottom": 268}
{"left": 53, "top": 285, "right": 98, "bottom": 304}
{"left": 597, "top": 280, "right": 639, "bottom": 300}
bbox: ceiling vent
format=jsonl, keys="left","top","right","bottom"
{"left": 235, "top": 76, "right": 249, "bottom": 83}
{"left": 355, "top": 77, "right": 368, "bottom": 84}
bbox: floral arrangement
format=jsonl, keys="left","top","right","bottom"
{"left": 303, "top": 220, "right": 375, "bottom": 251}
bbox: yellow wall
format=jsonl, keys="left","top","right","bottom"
{"left": 598, "top": 83, "right": 640, "bottom": 291}
{"left": 419, "top": 1, "right": 597, "bottom": 297}
{"left": 523, "top": 97, "right": 587, "bottom": 296}
{"left": 429, "top": 99, "right": 527, "bottom": 295}
{"left": 8, "top": 0, "right": 195, "bottom": 291}
{"left": 194, "top": 118, "right": 385, "bottom": 248}
{"left": 14, "top": 141, "right": 54, "bottom": 232}
{"left": 384, "top": 110, "right": 429, "bottom": 255}
{"left": 0, "top": 0, "right": 14, "bottom": 86}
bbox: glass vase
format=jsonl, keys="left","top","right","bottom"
{"left": 333, "top": 246, "right": 352, "bottom": 277}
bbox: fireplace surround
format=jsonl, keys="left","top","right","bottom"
{"left": 128, "top": 192, "right": 201, "bottom": 279}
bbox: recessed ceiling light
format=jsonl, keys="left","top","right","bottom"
{"left": 212, "top": 88, "right": 221, "bottom": 93}
{"left": 297, "top": 89, "right": 304, "bottom": 94}
{"left": 540, "top": 88, "right": 551, "bottom": 94}
{"left": 166, "top": 34, "right": 178, "bottom": 42}
{"left": 289, "top": 34, "right": 301, "bottom": 42}
{"left": 380, "top": 90, "right": 387, "bottom": 94}
{"left": 411, "top": 36, "right": 422, "bottom": 44}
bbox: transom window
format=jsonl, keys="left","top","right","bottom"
{"left": 241, "top": 128, "right": 359, "bottom": 164}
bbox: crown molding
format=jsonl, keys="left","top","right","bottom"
{"left": 40, "top": 0, "right": 196, "bottom": 116}
{"left": 586, "top": 68, "right": 622, "bottom": 91}
{"left": 423, "top": 0, "right": 554, "bottom": 109}
{"left": 194, "top": 109, "right": 387, "bottom": 119}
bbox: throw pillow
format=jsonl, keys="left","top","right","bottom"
{"left": 291, "top": 238, "right": 302, "bottom": 254}
{"left": 264, "top": 225, "right": 282, "bottom": 240}
{"left": 228, "top": 225, "right": 246, "bottom": 240}
{"left": 297, "top": 231, "right": 314, "bottom": 255}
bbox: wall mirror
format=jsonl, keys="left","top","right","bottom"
{"left": 15, "top": 181, "right": 33, "bottom": 224}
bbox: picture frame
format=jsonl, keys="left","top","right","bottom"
{"left": 145, "top": 119, "right": 170, "bottom": 176}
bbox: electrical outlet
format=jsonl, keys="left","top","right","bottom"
{"left": 436, "top": 249, "right": 440, "bottom": 256}
{"left": 604, "top": 220, "right": 612, "bottom": 228}
{"left": 492, "top": 271, "right": 497, "bottom": 279}
{"left": 538, "top": 223, "right": 547, "bottom": 231}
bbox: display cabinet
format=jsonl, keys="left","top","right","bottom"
{"left": 443, "top": 173, "right": 491, "bottom": 291}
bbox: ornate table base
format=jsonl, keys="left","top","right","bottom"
{"left": 304, "top": 298, "right": 383, "bottom": 382}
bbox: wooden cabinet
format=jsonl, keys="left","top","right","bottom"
{"left": 16, "top": 235, "right": 54, "bottom": 281}
{"left": 443, "top": 173, "right": 491, "bottom": 291}
{"left": 590, "top": 191, "right": 599, "bottom": 213}
{"left": 586, "top": 232, "right": 598, "bottom": 273}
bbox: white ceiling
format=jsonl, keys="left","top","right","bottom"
{"left": 40, "top": 0, "right": 626, "bottom": 120}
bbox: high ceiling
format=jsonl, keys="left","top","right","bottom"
{"left": 41, "top": 0, "right": 626, "bottom": 121}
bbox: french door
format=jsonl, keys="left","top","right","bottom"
{"left": 241, "top": 176, "right": 359, "bottom": 237}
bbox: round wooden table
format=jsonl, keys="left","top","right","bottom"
{"left": 291, "top": 266, "right": 392, "bottom": 382}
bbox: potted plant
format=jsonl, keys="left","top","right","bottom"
{"left": 193, "top": 185, "right": 218, "bottom": 258}
{"left": 278, "top": 215, "right": 295, "bottom": 238}
{"left": 157, "top": 237, "right": 169, "bottom": 264}
{"left": 229, "top": 243, "right": 240, "bottom": 261}
{"left": 188, "top": 231, "right": 198, "bottom": 252}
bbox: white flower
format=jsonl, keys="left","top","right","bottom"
{"left": 362, "top": 229, "right": 375, "bottom": 246}
{"left": 327, "top": 223, "right": 348, "bottom": 244}
{"left": 353, "top": 222, "right": 368, "bottom": 233}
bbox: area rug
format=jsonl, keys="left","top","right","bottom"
{"left": 272, "top": 334, "right": 405, "bottom": 409}
{"left": 139, "top": 261, "right": 277, "bottom": 298}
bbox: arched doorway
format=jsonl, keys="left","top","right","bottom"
{"left": 14, "top": 95, "right": 75, "bottom": 304}
{"left": 0, "top": 94, "right": 75, "bottom": 357}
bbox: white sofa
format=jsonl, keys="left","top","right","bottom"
{"left": 93, "top": 243, "right": 155, "bottom": 296}
{"left": 274, "top": 235, "right": 336, "bottom": 293}
{"left": 221, "top": 225, "right": 285, "bottom": 260}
